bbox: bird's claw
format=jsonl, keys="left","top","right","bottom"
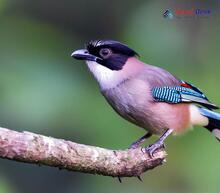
{"left": 137, "top": 175, "right": 143, "bottom": 182}
{"left": 143, "top": 141, "right": 164, "bottom": 158}
{"left": 117, "top": 176, "right": 143, "bottom": 182}
{"left": 117, "top": 176, "right": 122, "bottom": 183}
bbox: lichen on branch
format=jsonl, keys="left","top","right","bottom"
{"left": 0, "top": 127, "right": 166, "bottom": 177}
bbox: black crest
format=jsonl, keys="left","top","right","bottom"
{"left": 86, "top": 40, "right": 138, "bottom": 57}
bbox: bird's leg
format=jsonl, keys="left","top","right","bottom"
{"left": 129, "top": 132, "right": 152, "bottom": 149}
{"left": 144, "top": 129, "right": 173, "bottom": 157}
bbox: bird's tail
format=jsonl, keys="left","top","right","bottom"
{"left": 199, "top": 108, "right": 220, "bottom": 141}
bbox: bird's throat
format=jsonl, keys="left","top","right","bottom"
{"left": 86, "top": 57, "right": 144, "bottom": 91}
{"left": 86, "top": 61, "right": 129, "bottom": 90}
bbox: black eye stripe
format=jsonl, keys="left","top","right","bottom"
{"left": 85, "top": 40, "right": 135, "bottom": 71}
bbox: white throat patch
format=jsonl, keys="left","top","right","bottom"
{"left": 86, "top": 61, "right": 125, "bottom": 90}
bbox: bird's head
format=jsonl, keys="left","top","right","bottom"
{"left": 71, "top": 40, "right": 142, "bottom": 90}
{"left": 71, "top": 40, "right": 138, "bottom": 71}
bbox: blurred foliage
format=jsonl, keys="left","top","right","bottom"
{"left": 0, "top": 0, "right": 220, "bottom": 193}
{"left": 0, "top": 177, "right": 14, "bottom": 193}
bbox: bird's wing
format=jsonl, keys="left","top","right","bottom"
{"left": 152, "top": 80, "right": 219, "bottom": 109}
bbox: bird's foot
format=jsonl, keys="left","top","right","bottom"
{"left": 143, "top": 140, "right": 165, "bottom": 158}
{"left": 143, "top": 129, "right": 172, "bottom": 157}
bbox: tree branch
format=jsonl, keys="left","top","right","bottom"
{"left": 0, "top": 127, "right": 167, "bottom": 177}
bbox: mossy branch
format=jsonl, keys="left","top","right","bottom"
{"left": 0, "top": 127, "right": 166, "bottom": 177}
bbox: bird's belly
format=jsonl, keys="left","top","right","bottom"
{"left": 102, "top": 79, "right": 190, "bottom": 135}
{"left": 103, "top": 93, "right": 163, "bottom": 134}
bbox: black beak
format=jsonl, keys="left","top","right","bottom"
{"left": 71, "top": 49, "right": 102, "bottom": 63}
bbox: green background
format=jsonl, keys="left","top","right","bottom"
{"left": 0, "top": 0, "right": 220, "bottom": 193}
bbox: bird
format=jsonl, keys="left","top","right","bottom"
{"left": 71, "top": 39, "right": 220, "bottom": 157}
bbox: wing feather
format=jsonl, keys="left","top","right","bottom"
{"left": 152, "top": 84, "right": 218, "bottom": 110}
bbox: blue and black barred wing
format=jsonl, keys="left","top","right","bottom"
{"left": 152, "top": 81, "right": 218, "bottom": 109}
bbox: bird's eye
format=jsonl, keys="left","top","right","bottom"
{"left": 99, "top": 48, "right": 112, "bottom": 58}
